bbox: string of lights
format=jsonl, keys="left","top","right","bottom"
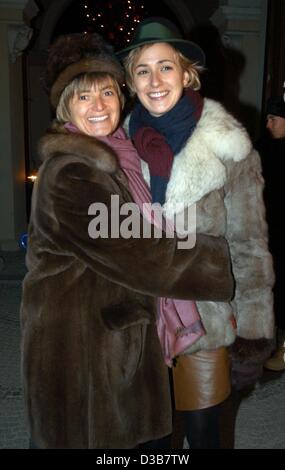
{"left": 52, "top": 1, "right": 180, "bottom": 53}
{"left": 80, "top": 0, "right": 147, "bottom": 48}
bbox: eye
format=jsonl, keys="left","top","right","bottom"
{"left": 79, "top": 94, "right": 89, "bottom": 101}
{"left": 103, "top": 89, "right": 114, "bottom": 97}
{"left": 136, "top": 69, "right": 148, "bottom": 76}
{"left": 161, "top": 65, "right": 173, "bottom": 71}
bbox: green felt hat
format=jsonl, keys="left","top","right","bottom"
{"left": 117, "top": 17, "right": 205, "bottom": 66}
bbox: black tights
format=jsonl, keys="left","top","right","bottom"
{"left": 183, "top": 404, "right": 221, "bottom": 449}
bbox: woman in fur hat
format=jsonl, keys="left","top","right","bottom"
{"left": 119, "top": 17, "right": 275, "bottom": 449}
{"left": 20, "top": 32, "right": 234, "bottom": 449}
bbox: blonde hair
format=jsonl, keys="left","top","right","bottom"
{"left": 56, "top": 72, "right": 125, "bottom": 123}
{"left": 124, "top": 44, "right": 203, "bottom": 96}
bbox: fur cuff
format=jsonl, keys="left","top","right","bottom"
{"left": 230, "top": 336, "right": 275, "bottom": 365}
{"left": 230, "top": 336, "right": 274, "bottom": 390}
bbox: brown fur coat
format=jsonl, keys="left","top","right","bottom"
{"left": 20, "top": 124, "right": 233, "bottom": 449}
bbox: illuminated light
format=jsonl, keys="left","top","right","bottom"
{"left": 101, "top": 24, "right": 104, "bottom": 28}
{"left": 86, "top": 14, "right": 90, "bottom": 17}
{"left": 27, "top": 174, "right": 37, "bottom": 182}
{"left": 84, "top": 5, "right": 88, "bottom": 8}
{"left": 98, "top": 13, "right": 101, "bottom": 17}
{"left": 119, "top": 27, "right": 123, "bottom": 31}
{"left": 129, "top": 6, "right": 132, "bottom": 9}
{"left": 127, "top": 39, "right": 130, "bottom": 42}
{"left": 19, "top": 232, "right": 28, "bottom": 249}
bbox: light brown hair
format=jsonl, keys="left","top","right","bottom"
{"left": 123, "top": 44, "right": 203, "bottom": 96}
{"left": 56, "top": 72, "right": 125, "bottom": 123}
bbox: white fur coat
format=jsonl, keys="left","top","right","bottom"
{"left": 125, "top": 99, "right": 274, "bottom": 352}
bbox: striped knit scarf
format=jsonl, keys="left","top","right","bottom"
{"left": 129, "top": 88, "right": 203, "bottom": 205}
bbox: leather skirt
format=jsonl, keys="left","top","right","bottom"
{"left": 172, "top": 347, "right": 231, "bottom": 411}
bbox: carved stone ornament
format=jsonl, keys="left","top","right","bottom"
{"left": 8, "top": 24, "right": 33, "bottom": 62}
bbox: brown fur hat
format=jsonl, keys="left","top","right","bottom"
{"left": 46, "top": 32, "right": 125, "bottom": 109}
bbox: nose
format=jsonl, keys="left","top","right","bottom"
{"left": 93, "top": 96, "right": 105, "bottom": 111}
{"left": 150, "top": 70, "right": 161, "bottom": 88}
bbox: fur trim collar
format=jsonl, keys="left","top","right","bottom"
{"left": 138, "top": 99, "right": 252, "bottom": 216}
{"left": 38, "top": 121, "right": 119, "bottom": 174}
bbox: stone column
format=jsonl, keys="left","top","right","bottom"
{"left": 0, "top": 1, "right": 31, "bottom": 251}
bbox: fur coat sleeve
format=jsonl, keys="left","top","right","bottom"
{"left": 224, "top": 149, "right": 275, "bottom": 341}
{"left": 223, "top": 149, "right": 275, "bottom": 377}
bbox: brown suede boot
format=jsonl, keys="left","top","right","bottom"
{"left": 264, "top": 330, "right": 285, "bottom": 371}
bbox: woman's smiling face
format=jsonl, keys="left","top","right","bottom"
{"left": 68, "top": 78, "right": 121, "bottom": 136}
{"left": 132, "top": 42, "right": 189, "bottom": 117}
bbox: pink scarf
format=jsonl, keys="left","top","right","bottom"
{"left": 65, "top": 123, "right": 205, "bottom": 366}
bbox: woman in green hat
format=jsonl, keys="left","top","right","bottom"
{"left": 119, "top": 17, "right": 274, "bottom": 449}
